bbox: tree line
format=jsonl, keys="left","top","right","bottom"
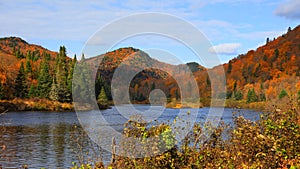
{"left": 8, "top": 46, "right": 109, "bottom": 105}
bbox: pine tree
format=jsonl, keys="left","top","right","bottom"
{"left": 246, "top": 88, "right": 258, "bottom": 103}
{"left": 25, "top": 60, "right": 32, "bottom": 74}
{"left": 15, "top": 62, "right": 28, "bottom": 98}
{"left": 72, "top": 54, "right": 92, "bottom": 103}
{"left": 259, "top": 93, "right": 266, "bottom": 101}
{"left": 227, "top": 61, "right": 232, "bottom": 74}
{"left": 234, "top": 91, "right": 243, "bottom": 100}
{"left": 56, "top": 46, "right": 68, "bottom": 86}
{"left": 25, "top": 59, "right": 33, "bottom": 81}
{"left": 279, "top": 89, "right": 288, "bottom": 99}
{"left": 26, "top": 51, "right": 32, "bottom": 60}
{"left": 98, "top": 87, "right": 108, "bottom": 104}
{"left": 15, "top": 48, "right": 24, "bottom": 59}
{"left": 28, "top": 84, "right": 35, "bottom": 98}
{"left": 67, "top": 54, "right": 77, "bottom": 96}
{"left": 49, "top": 79, "right": 59, "bottom": 101}
{"left": 36, "top": 56, "right": 52, "bottom": 98}
{"left": 53, "top": 46, "right": 70, "bottom": 102}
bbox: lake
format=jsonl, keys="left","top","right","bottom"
{"left": 0, "top": 105, "right": 261, "bottom": 168}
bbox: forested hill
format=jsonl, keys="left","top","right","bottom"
{"left": 0, "top": 25, "right": 299, "bottom": 106}
{"left": 0, "top": 37, "right": 75, "bottom": 101}
{"left": 215, "top": 25, "right": 300, "bottom": 103}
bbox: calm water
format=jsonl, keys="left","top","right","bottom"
{"left": 0, "top": 105, "right": 261, "bottom": 168}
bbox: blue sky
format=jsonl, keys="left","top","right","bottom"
{"left": 0, "top": 0, "right": 299, "bottom": 65}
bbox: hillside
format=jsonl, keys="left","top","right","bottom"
{"left": 87, "top": 47, "right": 205, "bottom": 104}
{"left": 0, "top": 25, "right": 299, "bottom": 108}
{"left": 0, "top": 37, "right": 72, "bottom": 99}
{"left": 218, "top": 25, "right": 300, "bottom": 104}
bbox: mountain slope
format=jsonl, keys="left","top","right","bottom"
{"left": 218, "top": 25, "right": 300, "bottom": 102}
{"left": 0, "top": 37, "right": 66, "bottom": 99}
{"left": 0, "top": 25, "right": 299, "bottom": 105}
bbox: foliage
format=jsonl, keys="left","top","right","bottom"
{"left": 73, "top": 54, "right": 93, "bottom": 104}
{"left": 28, "top": 84, "right": 35, "bottom": 98}
{"left": 234, "top": 90, "right": 243, "bottom": 100}
{"left": 97, "top": 87, "right": 108, "bottom": 104}
{"left": 49, "top": 79, "right": 59, "bottom": 101}
{"left": 247, "top": 88, "right": 258, "bottom": 103}
{"left": 15, "top": 62, "right": 27, "bottom": 98}
{"left": 68, "top": 102, "right": 300, "bottom": 168}
{"left": 53, "top": 46, "right": 71, "bottom": 102}
{"left": 36, "top": 56, "right": 52, "bottom": 98}
{"left": 279, "top": 89, "right": 289, "bottom": 99}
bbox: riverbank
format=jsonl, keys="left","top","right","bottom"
{"left": 164, "top": 98, "right": 267, "bottom": 111}
{"left": 0, "top": 98, "right": 73, "bottom": 112}
{"left": 0, "top": 97, "right": 292, "bottom": 113}
{"left": 0, "top": 98, "right": 112, "bottom": 112}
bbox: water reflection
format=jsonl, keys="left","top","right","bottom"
{"left": 1, "top": 124, "right": 77, "bottom": 168}
{"left": 0, "top": 107, "right": 261, "bottom": 168}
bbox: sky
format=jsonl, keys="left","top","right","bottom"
{"left": 0, "top": 0, "right": 299, "bottom": 66}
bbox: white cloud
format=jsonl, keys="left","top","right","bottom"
{"left": 208, "top": 43, "right": 241, "bottom": 55}
{"left": 275, "top": 0, "right": 300, "bottom": 19}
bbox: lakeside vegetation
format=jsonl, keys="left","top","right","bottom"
{"left": 70, "top": 100, "right": 300, "bottom": 169}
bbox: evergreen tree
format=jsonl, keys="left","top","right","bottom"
{"left": 288, "top": 27, "right": 292, "bottom": 32}
{"left": 36, "top": 56, "right": 52, "bottom": 98}
{"left": 15, "top": 48, "right": 24, "bottom": 59}
{"left": 73, "top": 54, "right": 92, "bottom": 103}
{"left": 28, "top": 84, "right": 35, "bottom": 98}
{"left": 266, "top": 37, "right": 270, "bottom": 44}
{"left": 227, "top": 61, "right": 232, "bottom": 74}
{"left": 95, "top": 74, "right": 104, "bottom": 99}
{"left": 25, "top": 59, "right": 32, "bottom": 80}
{"left": 53, "top": 46, "right": 71, "bottom": 102}
{"left": 49, "top": 79, "right": 59, "bottom": 101}
{"left": 15, "top": 62, "right": 28, "bottom": 98}
{"left": 67, "top": 54, "right": 77, "bottom": 97}
{"left": 234, "top": 91, "right": 243, "bottom": 100}
{"left": 26, "top": 51, "right": 32, "bottom": 60}
{"left": 56, "top": 46, "right": 68, "bottom": 86}
{"left": 246, "top": 88, "right": 258, "bottom": 103}
{"left": 98, "top": 87, "right": 108, "bottom": 104}
{"left": 279, "top": 89, "right": 288, "bottom": 99}
{"left": 259, "top": 93, "right": 266, "bottom": 101}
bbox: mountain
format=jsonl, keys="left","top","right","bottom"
{"left": 0, "top": 37, "right": 70, "bottom": 99}
{"left": 86, "top": 47, "right": 205, "bottom": 103}
{"left": 0, "top": 25, "right": 299, "bottom": 106}
{"left": 217, "top": 25, "right": 300, "bottom": 102}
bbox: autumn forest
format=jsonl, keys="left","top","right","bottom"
{"left": 0, "top": 26, "right": 299, "bottom": 112}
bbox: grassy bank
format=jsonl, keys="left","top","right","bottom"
{"left": 0, "top": 98, "right": 114, "bottom": 112}
{"left": 0, "top": 98, "right": 73, "bottom": 112}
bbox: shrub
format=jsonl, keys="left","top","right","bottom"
{"left": 72, "top": 104, "right": 300, "bottom": 168}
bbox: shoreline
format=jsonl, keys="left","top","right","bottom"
{"left": 0, "top": 98, "right": 269, "bottom": 113}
